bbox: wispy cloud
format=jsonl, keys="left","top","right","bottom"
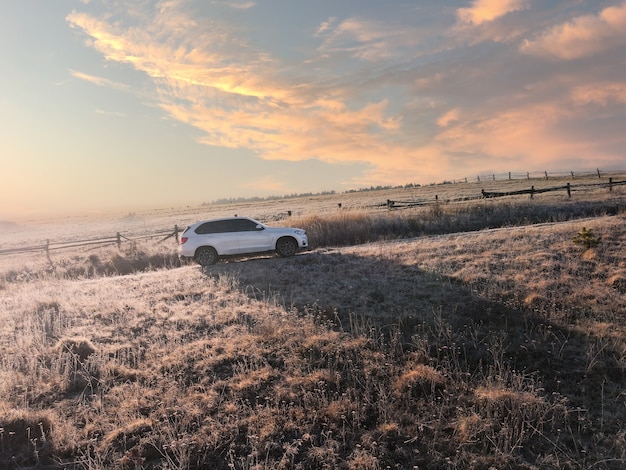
{"left": 571, "top": 82, "right": 626, "bottom": 106}
{"left": 227, "top": 2, "right": 255, "bottom": 10}
{"left": 457, "top": 0, "right": 529, "bottom": 25}
{"left": 316, "top": 17, "right": 421, "bottom": 61}
{"left": 316, "top": 17, "right": 337, "bottom": 35}
{"left": 437, "top": 108, "right": 460, "bottom": 128}
{"left": 69, "top": 70, "right": 131, "bottom": 91}
{"left": 210, "top": 1, "right": 255, "bottom": 9}
{"left": 95, "top": 109, "right": 126, "bottom": 117}
{"left": 521, "top": 1, "right": 626, "bottom": 60}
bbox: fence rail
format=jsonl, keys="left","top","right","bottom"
{"left": 0, "top": 227, "right": 181, "bottom": 258}
{"left": 452, "top": 168, "right": 623, "bottom": 184}
{"left": 387, "top": 178, "right": 626, "bottom": 209}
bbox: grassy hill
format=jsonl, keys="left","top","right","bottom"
{"left": 0, "top": 175, "right": 625, "bottom": 469}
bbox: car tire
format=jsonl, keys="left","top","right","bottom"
{"left": 276, "top": 237, "right": 298, "bottom": 257}
{"left": 195, "top": 247, "right": 218, "bottom": 266}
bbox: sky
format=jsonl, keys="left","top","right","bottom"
{"left": 1, "top": 0, "right": 625, "bottom": 219}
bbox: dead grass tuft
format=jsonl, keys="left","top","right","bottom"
{"left": 101, "top": 418, "right": 153, "bottom": 453}
{"left": 393, "top": 364, "right": 445, "bottom": 397}
{"left": 456, "top": 414, "right": 485, "bottom": 441}
{"left": 523, "top": 292, "right": 548, "bottom": 307}
{"left": 56, "top": 336, "right": 96, "bottom": 362}
{"left": 607, "top": 273, "right": 626, "bottom": 293}
{"left": 0, "top": 407, "right": 55, "bottom": 467}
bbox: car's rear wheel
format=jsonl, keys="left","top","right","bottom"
{"left": 276, "top": 237, "right": 298, "bottom": 257}
{"left": 195, "top": 247, "right": 218, "bottom": 266}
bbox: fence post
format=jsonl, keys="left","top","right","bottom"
{"left": 545, "top": 171, "right": 549, "bottom": 180}
{"left": 609, "top": 177, "right": 613, "bottom": 192}
{"left": 567, "top": 182, "right": 571, "bottom": 198}
{"left": 477, "top": 175, "right": 480, "bottom": 182}
{"left": 530, "top": 186, "right": 535, "bottom": 199}
{"left": 571, "top": 171, "right": 575, "bottom": 179}
{"left": 45, "top": 239, "right": 53, "bottom": 265}
{"left": 492, "top": 174, "right": 496, "bottom": 181}
{"left": 174, "top": 225, "right": 179, "bottom": 244}
{"left": 527, "top": 172, "right": 530, "bottom": 180}
{"left": 509, "top": 172, "right": 511, "bottom": 180}
{"left": 116, "top": 232, "right": 121, "bottom": 249}
{"left": 597, "top": 168, "right": 601, "bottom": 178}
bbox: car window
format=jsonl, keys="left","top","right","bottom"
{"left": 213, "top": 220, "right": 238, "bottom": 233}
{"left": 195, "top": 221, "right": 217, "bottom": 234}
{"left": 230, "top": 218, "right": 260, "bottom": 232}
{"left": 195, "top": 220, "right": 236, "bottom": 234}
{"left": 194, "top": 218, "right": 261, "bottom": 234}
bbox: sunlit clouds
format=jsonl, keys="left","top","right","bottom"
{"left": 457, "top": 0, "right": 529, "bottom": 25}
{"left": 64, "top": 0, "right": 626, "bottom": 189}
{"left": 521, "top": 2, "right": 626, "bottom": 60}
{"left": 69, "top": 70, "right": 130, "bottom": 92}
{"left": 571, "top": 82, "right": 626, "bottom": 106}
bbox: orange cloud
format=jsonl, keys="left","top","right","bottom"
{"left": 457, "top": 0, "right": 528, "bottom": 25}
{"left": 67, "top": 11, "right": 295, "bottom": 103}
{"left": 69, "top": 70, "right": 130, "bottom": 91}
{"left": 437, "top": 108, "right": 460, "bottom": 127}
{"left": 433, "top": 98, "right": 626, "bottom": 176}
{"left": 571, "top": 82, "right": 626, "bottom": 106}
{"left": 521, "top": 2, "right": 626, "bottom": 59}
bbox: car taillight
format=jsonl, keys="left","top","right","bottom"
{"left": 180, "top": 237, "right": 188, "bottom": 244}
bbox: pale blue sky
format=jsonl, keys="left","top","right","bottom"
{"left": 1, "top": 0, "right": 625, "bottom": 219}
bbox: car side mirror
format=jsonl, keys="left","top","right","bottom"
{"left": 256, "top": 224, "right": 264, "bottom": 230}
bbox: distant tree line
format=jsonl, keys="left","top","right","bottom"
{"left": 345, "top": 182, "right": 421, "bottom": 193}
{"left": 205, "top": 190, "right": 338, "bottom": 206}
{"left": 205, "top": 182, "right": 427, "bottom": 206}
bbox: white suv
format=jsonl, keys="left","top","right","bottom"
{"left": 178, "top": 217, "right": 308, "bottom": 266}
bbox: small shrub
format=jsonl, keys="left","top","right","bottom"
{"left": 573, "top": 226, "right": 601, "bottom": 249}
{"left": 112, "top": 255, "right": 135, "bottom": 275}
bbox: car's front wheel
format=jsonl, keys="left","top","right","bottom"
{"left": 195, "top": 247, "right": 218, "bottom": 266}
{"left": 276, "top": 237, "right": 298, "bottom": 257}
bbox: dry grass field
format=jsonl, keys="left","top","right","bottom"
{"left": 1, "top": 174, "right": 625, "bottom": 469}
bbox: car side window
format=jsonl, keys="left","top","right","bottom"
{"left": 231, "top": 219, "right": 260, "bottom": 232}
{"left": 195, "top": 220, "right": 235, "bottom": 234}
{"left": 195, "top": 222, "right": 217, "bottom": 234}
{"left": 194, "top": 219, "right": 261, "bottom": 234}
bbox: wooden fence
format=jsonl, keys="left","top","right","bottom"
{"left": 0, "top": 226, "right": 181, "bottom": 258}
{"left": 455, "top": 168, "right": 614, "bottom": 184}
{"left": 387, "top": 177, "right": 626, "bottom": 209}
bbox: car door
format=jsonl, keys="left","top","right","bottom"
{"left": 233, "top": 219, "right": 273, "bottom": 253}
{"left": 196, "top": 220, "right": 240, "bottom": 255}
